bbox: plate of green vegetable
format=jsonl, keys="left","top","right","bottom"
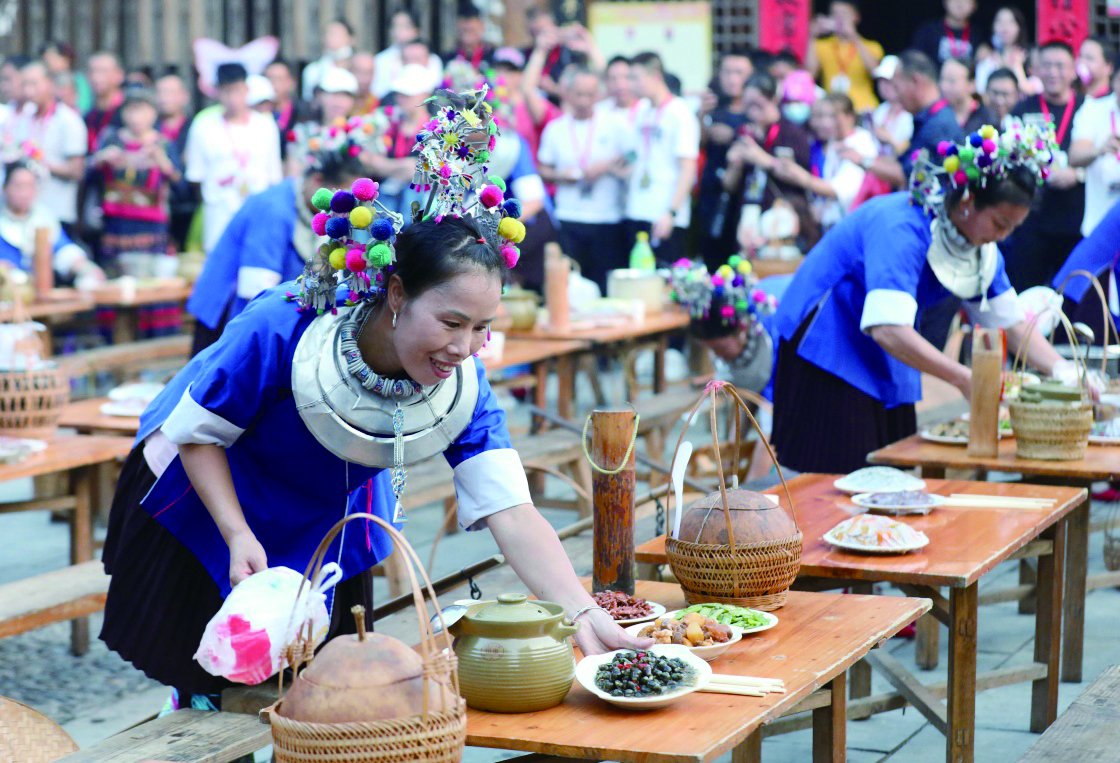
{"left": 672, "top": 603, "right": 779, "bottom": 635}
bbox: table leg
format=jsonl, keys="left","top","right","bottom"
{"left": 947, "top": 584, "right": 978, "bottom": 763}
{"left": 916, "top": 612, "right": 941, "bottom": 670}
{"left": 113, "top": 308, "right": 137, "bottom": 344}
{"left": 1061, "top": 495, "right": 1090, "bottom": 683}
{"left": 813, "top": 672, "right": 847, "bottom": 763}
{"left": 1018, "top": 559, "right": 1037, "bottom": 614}
{"left": 920, "top": 466, "right": 946, "bottom": 480}
{"left": 849, "top": 583, "right": 873, "bottom": 719}
{"left": 556, "top": 355, "right": 576, "bottom": 421}
{"left": 731, "top": 729, "right": 762, "bottom": 763}
{"left": 531, "top": 359, "right": 549, "bottom": 433}
{"left": 653, "top": 335, "right": 668, "bottom": 394}
{"left": 1031, "top": 518, "right": 1065, "bottom": 732}
{"left": 70, "top": 465, "right": 94, "bottom": 656}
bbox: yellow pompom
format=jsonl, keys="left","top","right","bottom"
{"left": 943, "top": 155, "right": 960, "bottom": 173}
{"left": 328, "top": 247, "right": 347, "bottom": 270}
{"left": 717, "top": 264, "right": 734, "bottom": 279}
{"left": 979, "top": 124, "right": 997, "bottom": 140}
{"left": 349, "top": 206, "right": 373, "bottom": 228}
{"left": 499, "top": 217, "right": 526, "bottom": 244}
{"left": 736, "top": 260, "right": 753, "bottom": 275}
{"left": 333, "top": 116, "right": 347, "bottom": 128}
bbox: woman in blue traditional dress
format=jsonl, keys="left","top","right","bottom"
{"left": 1052, "top": 197, "right": 1120, "bottom": 342}
{"left": 766, "top": 122, "right": 1078, "bottom": 473}
{"left": 101, "top": 89, "right": 641, "bottom": 711}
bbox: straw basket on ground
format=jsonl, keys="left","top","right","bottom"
{"left": 263, "top": 513, "right": 466, "bottom": 763}
{"left": 1008, "top": 307, "right": 1093, "bottom": 461}
{"left": 665, "top": 381, "right": 801, "bottom": 611}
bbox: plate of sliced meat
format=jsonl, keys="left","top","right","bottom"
{"left": 592, "top": 590, "right": 666, "bottom": 625}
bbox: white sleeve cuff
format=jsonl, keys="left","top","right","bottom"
{"left": 160, "top": 384, "right": 246, "bottom": 447}
{"left": 861, "top": 289, "right": 919, "bottom": 333}
{"left": 964, "top": 288, "right": 1026, "bottom": 329}
{"left": 452, "top": 448, "right": 532, "bottom": 531}
{"left": 236, "top": 266, "right": 282, "bottom": 300}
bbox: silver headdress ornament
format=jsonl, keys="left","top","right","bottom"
{"left": 909, "top": 120, "right": 1058, "bottom": 218}
{"left": 668, "top": 256, "right": 777, "bottom": 337}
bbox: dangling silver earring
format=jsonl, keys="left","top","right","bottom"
{"left": 962, "top": 208, "right": 970, "bottom": 219}
{"left": 392, "top": 310, "right": 398, "bottom": 328}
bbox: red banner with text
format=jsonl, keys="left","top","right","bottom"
{"left": 758, "top": 0, "right": 811, "bottom": 58}
{"left": 1036, "top": 0, "right": 1090, "bottom": 49}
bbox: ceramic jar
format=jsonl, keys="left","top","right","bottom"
{"left": 500, "top": 288, "right": 539, "bottom": 331}
{"left": 449, "top": 593, "right": 578, "bottom": 713}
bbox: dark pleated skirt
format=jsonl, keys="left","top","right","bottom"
{"left": 100, "top": 447, "right": 374, "bottom": 694}
{"left": 770, "top": 315, "right": 917, "bottom": 475}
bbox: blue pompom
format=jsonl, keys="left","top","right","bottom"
{"left": 325, "top": 216, "right": 352, "bottom": 239}
{"left": 946, "top": 144, "right": 959, "bottom": 156}
{"left": 370, "top": 217, "right": 395, "bottom": 241}
{"left": 502, "top": 198, "right": 523, "bottom": 219}
{"left": 969, "top": 133, "right": 984, "bottom": 147}
{"left": 712, "top": 286, "right": 725, "bottom": 298}
{"left": 977, "top": 154, "right": 993, "bottom": 168}
{"left": 330, "top": 190, "right": 356, "bottom": 214}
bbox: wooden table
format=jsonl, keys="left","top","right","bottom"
{"left": 481, "top": 337, "right": 590, "bottom": 423}
{"left": 869, "top": 434, "right": 1117, "bottom": 682}
{"left": 0, "top": 434, "right": 134, "bottom": 652}
{"left": 0, "top": 290, "right": 98, "bottom": 355}
{"left": 1018, "top": 664, "right": 1120, "bottom": 762}
{"left": 634, "top": 475, "right": 1085, "bottom": 763}
{"left": 467, "top": 580, "right": 929, "bottom": 763}
{"left": 507, "top": 308, "right": 690, "bottom": 403}
{"left": 92, "top": 279, "right": 194, "bottom": 343}
{"left": 59, "top": 398, "right": 141, "bottom": 436}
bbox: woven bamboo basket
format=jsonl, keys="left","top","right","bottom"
{"left": 665, "top": 381, "right": 801, "bottom": 611}
{"left": 0, "top": 696, "right": 79, "bottom": 763}
{"left": 264, "top": 513, "right": 466, "bottom": 763}
{"left": 0, "top": 274, "right": 68, "bottom": 438}
{"left": 1008, "top": 307, "right": 1092, "bottom": 461}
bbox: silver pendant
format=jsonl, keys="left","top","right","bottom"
{"left": 392, "top": 500, "right": 407, "bottom": 524}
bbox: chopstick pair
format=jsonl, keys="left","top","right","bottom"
{"left": 943, "top": 494, "right": 1056, "bottom": 510}
{"left": 699, "top": 674, "right": 786, "bottom": 697}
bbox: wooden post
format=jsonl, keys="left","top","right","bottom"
{"left": 591, "top": 409, "right": 637, "bottom": 595}
{"left": 545, "top": 242, "right": 570, "bottom": 333}
{"left": 33, "top": 227, "right": 52, "bottom": 299}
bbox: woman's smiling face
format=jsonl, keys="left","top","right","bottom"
{"left": 391, "top": 266, "right": 502, "bottom": 386}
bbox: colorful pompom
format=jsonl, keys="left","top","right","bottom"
{"left": 717, "top": 264, "right": 734, "bottom": 279}
{"left": 325, "top": 216, "right": 351, "bottom": 239}
{"left": 500, "top": 244, "right": 520, "bottom": 268}
{"left": 479, "top": 185, "right": 504, "bottom": 208}
{"left": 370, "top": 217, "right": 395, "bottom": 240}
{"left": 311, "top": 188, "right": 333, "bottom": 211}
{"left": 367, "top": 242, "right": 393, "bottom": 267}
{"left": 728, "top": 254, "right": 742, "bottom": 267}
{"left": 977, "top": 154, "right": 993, "bottom": 168}
{"left": 751, "top": 289, "right": 766, "bottom": 304}
{"left": 720, "top": 305, "right": 736, "bottom": 318}
{"left": 345, "top": 248, "right": 367, "bottom": 272}
{"left": 331, "top": 190, "right": 356, "bottom": 214}
{"left": 953, "top": 170, "right": 969, "bottom": 185}
{"left": 488, "top": 176, "right": 507, "bottom": 192}
{"left": 311, "top": 212, "right": 330, "bottom": 236}
{"left": 936, "top": 140, "right": 951, "bottom": 156}
{"left": 711, "top": 275, "right": 725, "bottom": 287}
{"left": 979, "top": 124, "right": 998, "bottom": 140}
{"left": 969, "top": 133, "right": 983, "bottom": 147}
{"left": 351, "top": 178, "right": 378, "bottom": 200}
{"left": 328, "top": 248, "right": 347, "bottom": 270}
{"left": 475, "top": 149, "right": 490, "bottom": 163}
{"left": 981, "top": 138, "right": 997, "bottom": 154}
{"left": 349, "top": 206, "right": 373, "bottom": 228}
{"left": 347, "top": 144, "right": 362, "bottom": 157}
{"left": 943, "top": 155, "right": 960, "bottom": 173}
{"left": 736, "top": 260, "right": 753, "bottom": 275}
{"left": 958, "top": 146, "right": 975, "bottom": 162}
{"left": 965, "top": 165, "right": 980, "bottom": 180}
{"left": 501, "top": 198, "right": 523, "bottom": 219}
{"left": 498, "top": 217, "right": 526, "bottom": 243}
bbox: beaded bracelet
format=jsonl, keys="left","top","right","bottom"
{"left": 570, "top": 605, "right": 610, "bottom": 622}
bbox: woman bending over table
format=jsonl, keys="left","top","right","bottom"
{"left": 766, "top": 122, "right": 1075, "bottom": 473}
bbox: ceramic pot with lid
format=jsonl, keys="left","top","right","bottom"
{"left": 500, "top": 287, "right": 540, "bottom": 331}
{"left": 448, "top": 593, "right": 578, "bottom": 713}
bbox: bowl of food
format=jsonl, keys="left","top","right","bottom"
{"left": 833, "top": 467, "right": 925, "bottom": 496}
{"left": 592, "top": 590, "right": 665, "bottom": 625}
{"left": 626, "top": 611, "right": 742, "bottom": 661}
{"left": 576, "top": 645, "right": 711, "bottom": 709}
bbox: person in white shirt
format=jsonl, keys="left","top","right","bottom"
{"left": 301, "top": 19, "right": 354, "bottom": 102}
{"left": 623, "top": 52, "right": 699, "bottom": 262}
{"left": 372, "top": 10, "right": 444, "bottom": 100}
{"left": 185, "top": 63, "right": 282, "bottom": 253}
{"left": 596, "top": 55, "right": 642, "bottom": 126}
{"left": 19, "top": 61, "right": 86, "bottom": 228}
{"left": 1070, "top": 60, "right": 1120, "bottom": 236}
{"left": 538, "top": 66, "right": 628, "bottom": 293}
{"left": 869, "top": 55, "right": 914, "bottom": 156}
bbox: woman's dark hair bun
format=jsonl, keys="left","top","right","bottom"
{"left": 392, "top": 216, "right": 508, "bottom": 297}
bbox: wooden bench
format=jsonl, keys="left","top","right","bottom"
{"left": 1018, "top": 664, "right": 1120, "bottom": 761}
{"left": 0, "top": 560, "right": 109, "bottom": 640}
{"left": 60, "top": 335, "right": 191, "bottom": 396}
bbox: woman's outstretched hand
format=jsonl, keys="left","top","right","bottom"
{"left": 573, "top": 609, "right": 655, "bottom": 656}
{"left": 228, "top": 530, "right": 268, "bottom": 587}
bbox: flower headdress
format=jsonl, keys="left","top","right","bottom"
{"left": 909, "top": 121, "right": 1059, "bottom": 217}
{"left": 285, "top": 112, "right": 391, "bottom": 173}
{"left": 669, "top": 256, "right": 777, "bottom": 339}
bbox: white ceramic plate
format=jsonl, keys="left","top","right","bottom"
{"left": 823, "top": 528, "right": 930, "bottom": 555}
{"left": 1089, "top": 434, "right": 1120, "bottom": 445}
{"left": 655, "top": 608, "right": 780, "bottom": 636}
{"left": 624, "top": 618, "right": 743, "bottom": 662}
{"left": 108, "top": 382, "right": 164, "bottom": 403}
{"left": 611, "top": 601, "right": 666, "bottom": 626}
{"left": 0, "top": 437, "right": 46, "bottom": 464}
{"left": 576, "top": 644, "right": 712, "bottom": 709}
{"left": 833, "top": 467, "right": 925, "bottom": 496}
{"left": 851, "top": 492, "right": 947, "bottom": 514}
{"left": 920, "top": 427, "right": 1012, "bottom": 445}
{"left": 100, "top": 400, "right": 147, "bottom": 417}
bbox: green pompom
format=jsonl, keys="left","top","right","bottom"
{"left": 488, "top": 176, "right": 507, "bottom": 192}
{"left": 958, "top": 147, "right": 975, "bottom": 163}
{"left": 475, "top": 150, "right": 490, "bottom": 163}
{"left": 735, "top": 299, "right": 750, "bottom": 311}
{"left": 311, "top": 188, "right": 333, "bottom": 211}
{"left": 965, "top": 165, "right": 980, "bottom": 180}
{"left": 727, "top": 254, "right": 742, "bottom": 267}
{"left": 669, "top": 290, "right": 678, "bottom": 301}
{"left": 488, "top": 121, "right": 499, "bottom": 135}
{"left": 367, "top": 242, "right": 393, "bottom": 267}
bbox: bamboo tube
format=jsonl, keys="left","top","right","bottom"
{"left": 591, "top": 409, "right": 638, "bottom": 595}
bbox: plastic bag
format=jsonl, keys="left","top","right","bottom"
{"left": 194, "top": 562, "right": 343, "bottom": 685}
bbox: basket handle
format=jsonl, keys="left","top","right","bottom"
{"left": 1055, "top": 269, "right": 1119, "bottom": 376}
{"left": 665, "top": 380, "right": 796, "bottom": 554}
{"left": 1010, "top": 306, "right": 1090, "bottom": 399}
{"left": 278, "top": 512, "right": 460, "bottom": 717}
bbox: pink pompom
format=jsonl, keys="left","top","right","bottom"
{"left": 953, "top": 170, "right": 968, "bottom": 185}
{"left": 674, "top": 258, "right": 692, "bottom": 268}
{"left": 720, "top": 305, "right": 735, "bottom": 318}
{"left": 711, "top": 275, "right": 724, "bottom": 287}
{"left": 488, "top": 136, "right": 497, "bottom": 151}
{"left": 348, "top": 144, "right": 362, "bottom": 157}
{"left": 501, "top": 245, "right": 520, "bottom": 268}
{"left": 751, "top": 289, "right": 766, "bottom": 304}
{"left": 311, "top": 213, "right": 330, "bottom": 236}
{"left": 328, "top": 126, "right": 340, "bottom": 138}
{"left": 936, "top": 140, "right": 951, "bottom": 156}
{"left": 479, "top": 185, "right": 504, "bottom": 209}
{"left": 351, "top": 178, "right": 378, "bottom": 200}
{"left": 439, "top": 164, "right": 452, "bottom": 179}
{"left": 981, "top": 138, "right": 997, "bottom": 154}
{"left": 345, "top": 248, "right": 367, "bottom": 272}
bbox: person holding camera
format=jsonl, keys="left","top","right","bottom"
{"left": 804, "top": 1, "right": 884, "bottom": 114}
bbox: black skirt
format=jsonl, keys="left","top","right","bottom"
{"left": 100, "top": 447, "right": 374, "bottom": 694}
{"left": 770, "top": 314, "right": 917, "bottom": 474}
